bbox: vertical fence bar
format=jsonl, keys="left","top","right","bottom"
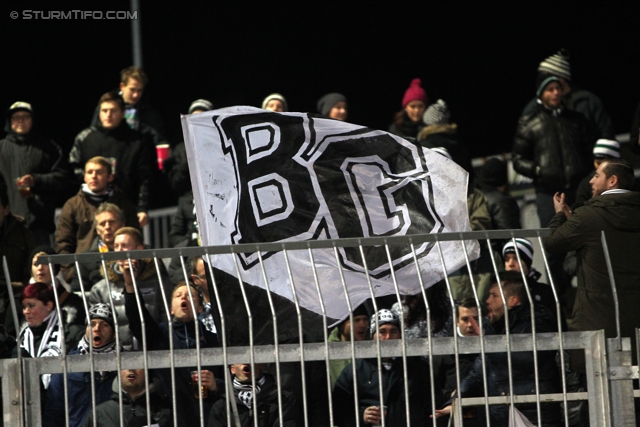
{"left": 512, "top": 238, "right": 542, "bottom": 424}
{"left": 154, "top": 255, "right": 178, "bottom": 427}
{"left": 281, "top": 248, "right": 309, "bottom": 427}
{"left": 435, "top": 239, "right": 463, "bottom": 426}
{"left": 307, "top": 247, "right": 333, "bottom": 427}
{"left": 383, "top": 242, "right": 410, "bottom": 427}
{"left": 536, "top": 234, "right": 569, "bottom": 427}
{"left": 3, "top": 256, "right": 24, "bottom": 426}
{"left": 230, "top": 251, "right": 258, "bottom": 427}
{"left": 256, "top": 250, "right": 284, "bottom": 427}
{"left": 408, "top": 242, "right": 437, "bottom": 427}
{"left": 334, "top": 246, "right": 361, "bottom": 427}
{"left": 204, "top": 250, "right": 234, "bottom": 427}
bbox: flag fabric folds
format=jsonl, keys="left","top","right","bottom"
{"left": 182, "top": 106, "right": 479, "bottom": 322}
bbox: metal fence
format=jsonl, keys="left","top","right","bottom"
{"left": 2, "top": 229, "right": 638, "bottom": 427}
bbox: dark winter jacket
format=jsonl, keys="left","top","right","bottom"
{"left": 480, "top": 184, "right": 521, "bottom": 231}
{"left": 91, "top": 96, "right": 167, "bottom": 147}
{"left": 545, "top": 191, "right": 640, "bottom": 341}
{"left": 574, "top": 170, "right": 595, "bottom": 205}
{"left": 388, "top": 113, "right": 423, "bottom": 140}
{"left": 169, "top": 191, "right": 197, "bottom": 248}
{"left": 418, "top": 123, "right": 474, "bottom": 180}
{"left": 89, "top": 259, "right": 172, "bottom": 349}
{"left": 0, "top": 213, "right": 34, "bottom": 287}
{"left": 0, "top": 131, "right": 69, "bottom": 232}
{"left": 69, "top": 122, "right": 154, "bottom": 212}
{"left": 208, "top": 373, "right": 301, "bottom": 427}
{"left": 163, "top": 142, "right": 191, "bottom": 196}
{"left": 457, "top": 303, "right": 560, "bottom": 426}
{"left": 522, "top": 87, "right": 614, "bottom": 140}
{"left": 124, "top": 291, "right": 221, "bottom": 426}
{"left": 512, "top": 104, "right": 594, "bottom": 201}
{"left": 44, "top": 347, "right": 116, "bottom": 427}
{"left": 55, "top": 186, "right": 139, "bottom": 282}
{"left": 82, "top": 377, "right": 177, "bottom": 427}
{"left": 0, "top": 214, "right": 35, "bottom": 336}
{"left": 333, "top": 356, "right": 442, "bottom": 427}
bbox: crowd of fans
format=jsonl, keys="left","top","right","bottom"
{"left": 1, "top": 49, "right": 640, "bottom": 426}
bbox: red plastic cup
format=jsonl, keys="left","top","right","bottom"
{"left": 156, "top": 144, "right": 170, "bottom": 170}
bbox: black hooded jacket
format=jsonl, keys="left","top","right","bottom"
{"left": 457, "top": 303, "right": 560, "bottom": 426}
{"left": 82, "top": 377, "right": 179, "bottom": 427}
{"left": 208, "top": 373, "right": 301, "bottom": 427}
{"left": 69, "top": 121, "right": 154, "bottom": 212}
{"left": 0, "top": 118, "right": 69, "bottom": 232}
{"left": 512, "top": 103, "right": 594, "bottom": 199}
{"left": 124, "top": 291, "right": 221, "bottom": 426}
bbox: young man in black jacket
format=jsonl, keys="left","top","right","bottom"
{"left": 124, "top": 275, "right": 221, "bottom": 426}
{"left": 208, "top": 363, "right": 301, "bottom": 427}
{"left": 70, "top": 92, "right": 154, "bottom": 227}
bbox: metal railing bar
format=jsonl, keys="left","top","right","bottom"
{"left": 38, "top": 229, "right": 552, "bottom": 264}
{"left": 24, "top": 331, "right": 603, "bottom": 375}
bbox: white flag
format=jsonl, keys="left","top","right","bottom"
{"left": 182, "top": 106, "right": 479, "bottom": 322}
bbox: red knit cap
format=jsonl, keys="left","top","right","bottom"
{"left": 401, "top": 78, "right": 427, "bottom": 107}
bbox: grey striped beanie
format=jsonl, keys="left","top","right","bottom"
{"left": 423, "top": 99, "right": 451, "bottom": 126}
{"left": 538, "top": 50, "right": 571, "bottom": 81}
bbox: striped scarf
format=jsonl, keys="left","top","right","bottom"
{"left": 18, "top": 310, "right": 63, "bottom": 389}
{"left": 233, "top": 375, "right": 266, "bottom": 409}
{"left": 76, "top": 335, "right": 118, "bottom": 355}
{"left": 18, "top": 310, "right": 62, "bottom": 359}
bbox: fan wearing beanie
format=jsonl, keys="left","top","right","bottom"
{"left": 262, "top": 93, "right": 288, "bottom": 112}
{"left": 317, "top": 92, "right": 347, "bottom": 121}
{"left": 388, "top": 78, "right": 427, "bottom": 139}
{"left": 574, "top": 139, "right": 621, "bottom": 204}
{"left": 520, "top": 49, "right": 614, "bottom": 140}
{"left": 512, "top": 68, "right": 594, "bottom": 229}
{"left": 416, "top": 99, "right": 474, "bottom": 178}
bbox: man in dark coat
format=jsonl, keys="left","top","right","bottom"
{"left": 0, "top": 102, "right": 69, "bottom": 245}
{"left": 124, "top": 276, "right": 221, "bottom": 426}
{"left": 208, "top": 363, "right": 301, "bottom": 427}
{"left": 56, "top": 156, "right": 138, "bottom": 283}
{"left": 521, "top": 49, "right": 615, "bottom": 140}
{"left": 545, "top": 159, "right": 640, "bottom": 359}
{"left": 435, "top": 272, "right": 561, "bottom": 426}
{"left": 333, "top": 309, "right": 441, "bottom": 427}
{"left": 82, "top": 369, "right": 177, "bottom": 427}
{"left": 0, "top": 186, "right": 35, "bottom": 336}
{"left": 70, "top": 92, "right": 154, "bottom": 227}
{"left": 512, "top": 75, "right": 595, "bottom": 228}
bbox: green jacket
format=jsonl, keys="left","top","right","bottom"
{"left": 328, "top": 327, "right": 353, "bottom": 390}
{"left": 545, "top": 191, "right": 640, "bottom": 339}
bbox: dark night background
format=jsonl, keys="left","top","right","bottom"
{"left": 2, "top": 1, "right": 639, "bottom": 162}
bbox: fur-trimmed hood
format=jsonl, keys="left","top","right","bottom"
{"left": 418, "top": 122, "right": 457, "bottom": 140}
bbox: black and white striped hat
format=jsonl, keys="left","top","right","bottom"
{"left": 593, "top": 139, "right": 621, "bottom": 159}
{"left": 502, "top": 238, "right": 534, "bottom": 269}
{"left": 538, "top": 50, "right": 571, "bottom": 81}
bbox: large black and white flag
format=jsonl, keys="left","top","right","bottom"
{"left": 182, "top": 107, "right": 479, "bottom": 322}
